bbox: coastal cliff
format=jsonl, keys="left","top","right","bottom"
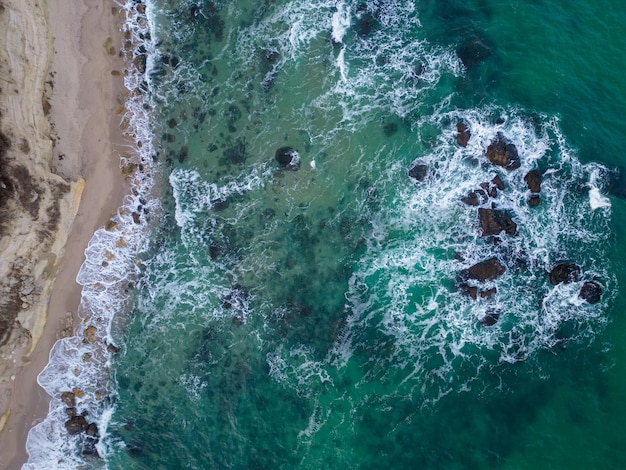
{"left": 0, "top": 0, "right": 83, "bottom": 431}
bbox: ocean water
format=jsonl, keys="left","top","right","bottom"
{"left": 25, "top": 0, "right": 626, "bottom": 468}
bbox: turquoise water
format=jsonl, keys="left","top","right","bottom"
{"left": 27, "top": 0, "right": 626, "bottom": 468}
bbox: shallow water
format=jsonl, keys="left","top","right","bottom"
{"left": 26, "top": 0, "right": 626, "bottom": 468}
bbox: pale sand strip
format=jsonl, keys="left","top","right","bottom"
{"left": 0, "top": 0, "right": 129, "bottom": 467}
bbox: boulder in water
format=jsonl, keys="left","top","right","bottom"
{"left": 462, "top": 188, "right": 488, "bottom": 206}
{"left": 491, "top": 174, "right": 505, "bottom": 191}
{"left": 486, "top": 132, "right": 521, "bottom": 170}
{"left": 408, "top": 161, "right": 428, "bottom": 182}
{"left": 480, "top": 287, "right": 497, "bottom": 299}
{"left": 478, "top": 208, "right": 517, "bottom": 236}
{"left": 579, "top": 281, "right": 602, "bottom": 304}
{"left": 275, "top": 147, "right": 300, "bottom": 170}
{"left": 528, "top": 194, "right": 541, "bottom": 207}
{"left": 549, "top": 263, "right": 581, "bottom": 285}
{"left": 466, "top": 257, "right": 506, "bottom": 282}
{"left": 65, "top": 415, "right": 89, "bottom": 435}
{"left": 524, "top": 169, "right": 542, "bottom": 193}
{"left": 61, "top": 391, "right": 76, "bottom": 407}
{"left": 86, "top": 422, "right": 99, "bottom": 437}
{"left": 456, "top": 122, "right": 471, "bottom": 147}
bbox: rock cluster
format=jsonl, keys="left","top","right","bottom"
{"left": 409, "top": 122, "right": 605, "bottom": 327}
{"left": 62, "top": 390, "right": 100, "bottom": 456}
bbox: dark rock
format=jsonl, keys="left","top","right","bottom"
{"left": 65, "top": 415, "right": 89, "bottom": 435}
{"left": 549, "top": 263, "right": 581, "bottom": 285}
{"left": 86, "top": 423, "right": 99, "bottom": 437}
{"left": 127, "top": 442, "right": 143, "bottom": 458}
{"left": 479, "top": 182, "right": 497, "bottom": 198}
{"left": 107, "top": 343, "right": 119, "bottom": 353}
{"left": 65, "top": 407, "right": 77, "bottom": 418}
{"left": 480, "top": 287, "right": 497, "bottom": 299}
{"left": 168, "top": 118, "right": 177, "bottom": 128}
{"left": 606, "top": 166, "right": 626, "bottom": 198}
{"left": 356, "top": 11, "right": 378, "bottom": 37}
{"left": 466, "top": 257, "right": 506, "bottom": 282}
{"left": 275, "top": 146, "right": 300, "bottom": 170}
{"left": 524, "top": 169, "right": 542, "bottom": 193}
{"left": 178, "top": 146, "right": 188, "bottom": 164}
{"left": 82, "top": 437, "right": 99, "bottom": 456}
{"left": 459, "top": 283, "right": 478, "bottom": 299}
{"left": 209, "top": 242, "right": 221, "bottom": 260}
{"left": 133, "top": 54, "right": 147, "bottom": 74}
{"left": 528, "top": 194, "right": 541, "bottom": 207}
{"left": 478, "top": 208, "right": 517, "bottom": 236}
{"left": 462, "top": 188, "right": 488, "bottom": 206}
{"left": 491, "top": 175, "right": 505, "bottom": 191}
{"left": 408, "top": 161, "right": 428, "bottom": 182}
{"left": 131, "top": 212, "right": 141, "bottom": 224}
{"left": 579, "top": 281, "right": 602, "bottom": 304}
{"left": 486, "top": 132, "right": 520, "bottom": 170}
{"left": 383, "top": 122, "right": 398, "bottom": 136}
{"left": 457, "top": 35, "right": 491, "bottom": 68}
{"left": 479, "top": 312, "right": 500, "bottom": 327}
{"left": 61, "top": 391, "right": 76, "bottom": 407}
{"left": 456, "top": 122, "right": 470, "bottom": 147}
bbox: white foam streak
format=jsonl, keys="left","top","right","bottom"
{"left": 330, "top": 1, "right": 351, "bottom": 44}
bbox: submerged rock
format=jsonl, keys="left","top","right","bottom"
{"left": 528, "top": 194, "right": 541, "bottom": 207}
{"left": 275, "top": 146, "right": 300, "bottom": 170}
{"left": 486, "top": 132, "right": 520, "bottom": 170}
{"left": 549, "top": 263, "right": 581, "bottom": 285}
{"left": 456, "top": 122, "right": 471, "bottom": 147}
{"left": 579, "top": 281, "right": 602, "bottom": 304}
{"left": 82, "top": 437, "right": 99, "bottom": 457}
{"left": 457, "top": 35, "right": 492, "bottom": 69}
{"left": 408, "top": 161, "right": 428, "bottom": 182}
{"left": 478, "top": 208, "right": 517, "bottom": 236}
{"left": 479, "top": 311, "right": 500, "bottom": 327}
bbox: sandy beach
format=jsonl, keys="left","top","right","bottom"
{"left": 0, "top": 0, "right": 128, "bottom": 467}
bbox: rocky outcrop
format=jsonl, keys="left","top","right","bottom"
{"left": 548, "top": 263, "right": 580, "bottom": 285}
{"left": 478, "top": 208, "right": 518, "bottom": 236}
{"left": 456, "top": 122, "right": 470, "bottom": 147}
{"left": 64, "top": 415, "right": 89, "bottom": 435}
{"left": 579, "top": 281, "right": 602, "bottom": 304}
{"left": 525, "top": 169, "right": 542, "bottom": 206}
{"left": 465, "top": 257, "right": 506, "bottom": 282}
{"left": 485, "top": 132, "right": 520, "bottom": 170}
{"left": 524, "top": 169, "right": 542, "bottom": 193}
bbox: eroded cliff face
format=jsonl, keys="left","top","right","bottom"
{"left": 0, "top": 0, "right": 83, "bottom": 430}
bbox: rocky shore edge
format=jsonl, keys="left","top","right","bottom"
{"left": 0, "top": 0, "right": 84, "bottom": 432}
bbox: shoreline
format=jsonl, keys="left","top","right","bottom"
{"left": 0, "top": 0, "right": 129, "bottom": 467}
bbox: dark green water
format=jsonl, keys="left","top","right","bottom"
{"left": 88, "top": 1, "right": 626, "bottom": 468}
